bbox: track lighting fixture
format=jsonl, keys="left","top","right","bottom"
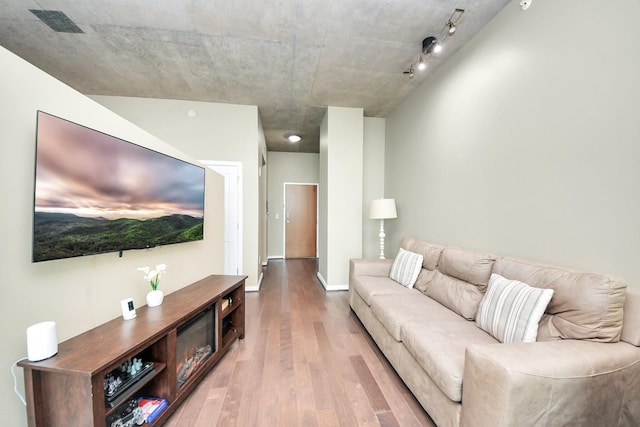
{"left": 403, "top": 64, "right": 415, "bottom": 77}
{"left": 447, "top": 9, "right": 465, "bottom": 36}
{"left": 403, "top": 8, "right": 464, "bottom": 77}
{"left": 447, "top": 21, "right": 457, "bottom": 34}
{"left": 422, "top": 36, "right": 441, "bottom": 55}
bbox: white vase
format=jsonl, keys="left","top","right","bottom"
{"left": 146, "top": 290, "right": 164, "bottom": 307}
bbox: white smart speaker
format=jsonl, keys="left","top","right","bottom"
{"left": 26, "top": 321, "right": 58, "bottom": 362}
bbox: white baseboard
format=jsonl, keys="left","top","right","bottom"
{"left": 316, "top": 272, "right": 349, "bottom": 292}
{"left": 245, "top": 272, "right": 263, "bottom": 292}
{"left": 268, "top": 255, "right": 283, "bottom": 260}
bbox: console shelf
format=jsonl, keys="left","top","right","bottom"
{"left": 19, "top": 275, "right": 246, "bottom": 427}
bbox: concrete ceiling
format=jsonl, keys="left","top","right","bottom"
{"left": 0, "top": 0, "right": 510, "bottom": 152}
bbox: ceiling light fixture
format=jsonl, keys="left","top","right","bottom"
{"left": 403, "top": 64, "right": 415, "bottom": 77}
{"left": 422, "top": 36, "right": 440, "bottom": 55}
{"left": 447, "top": 9, "right": 465, "bottom": 36}
{"left": 403, "top": 8, "right": 465, "bottom": 78}
{"left": 288, "top": 134, "right": 301, "bottom": 143}
{"left": 447, "top": 21, "right": 457, "bottom": 35}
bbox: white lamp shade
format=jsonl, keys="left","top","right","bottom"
{"left": 369, "top": 198, "right": 397, "bottom": 219}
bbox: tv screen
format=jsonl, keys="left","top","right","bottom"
{"left": 33, "top": 111, "right": 205, "bottom": 262}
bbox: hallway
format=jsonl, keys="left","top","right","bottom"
{"left": 165, "top": 259, "right": 434, "bottom": 426}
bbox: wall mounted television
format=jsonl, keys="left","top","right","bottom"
{"left": 32, "top": 111, "right": 205, "bottom": 262}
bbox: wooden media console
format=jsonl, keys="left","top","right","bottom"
{"left": 19, "top": 274, "right": 246, "bottom": 426}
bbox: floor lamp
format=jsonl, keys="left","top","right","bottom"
{"left": 369, "top": 198, "right": 397, "bottom": 259}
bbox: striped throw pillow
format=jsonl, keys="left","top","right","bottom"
{"left": 476, "top": 274, "right": 554, "bottom": 343}
{"left": 389, "top": 248, "right": 423, "bottom": 288}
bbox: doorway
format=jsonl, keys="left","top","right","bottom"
{"left": 200, "top": 160, "right": 242, "bottom": 275}
{"left": 284, "top": 183, "right": 318, "bottom": 258}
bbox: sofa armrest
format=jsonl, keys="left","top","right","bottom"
{"left": 349, "top": 258, "right": 393, "bottom": 304}
{"left": 461, "top": 340, "right": 640, "bottom": 427}
{"left": 349, "top": 258, "right": 394, "bottom": 279}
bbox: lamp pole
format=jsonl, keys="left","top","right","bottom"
{"left": 378, "top": 219, "right": 386, "bottom": 259}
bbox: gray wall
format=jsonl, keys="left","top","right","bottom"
{"left": 362, "top": 117, "right": 387, "bottom": 259}
{"left": 92, "top": 96, "right": 265, "bottom": 288}
{"left": 385, "top": 0, "right": 640, "bottom": 290}
{"left": 1, "top": 48, "right": 225, "bottom": 426}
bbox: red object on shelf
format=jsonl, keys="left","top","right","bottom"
{"left": 137, "top": 397, "right": 168, "bottom": 423}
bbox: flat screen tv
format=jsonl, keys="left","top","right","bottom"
{"left": 32, "top": 111, "right": 205, "bottom": 262}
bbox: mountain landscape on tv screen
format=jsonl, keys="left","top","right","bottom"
{"left": 32, "top": 111, "right": 206, "bottom": 262}
{"left": 33, "top": 212, "right": 203, "bottom": 262}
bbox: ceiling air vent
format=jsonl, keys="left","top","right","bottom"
{"left": 29, "top": 10, "right": 83, "bottom": 33}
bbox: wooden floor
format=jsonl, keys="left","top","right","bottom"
{"left": 164, "top": 259, "right": 435, "bottom": 427}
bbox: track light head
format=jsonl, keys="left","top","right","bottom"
{"left": 403, "top": 64, "right": 414, "bottom": 77}
{"left": 447, "top": 9, "right": 465, "bottom": 35}
{"left": 447, "top": 21, "right": 456, "bottom": 34}
{"left": 417, "top": 58, "right": 426, "bottom": 71}
{"left": 422, "top": 36, "right": 441, "bottom": 54}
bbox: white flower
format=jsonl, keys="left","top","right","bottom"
{"left": 137, "top": 264, "right": 167, "bottom": 291}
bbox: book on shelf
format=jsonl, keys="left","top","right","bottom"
{"left": 137, "top": 396, "right": 168, "bottom": 423}
{"left": 221, "top": 296, "right": 232, "bottom": 311}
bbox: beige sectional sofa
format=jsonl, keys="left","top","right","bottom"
{"left": 349, "top": 237, "right": 640, "bottom": 427}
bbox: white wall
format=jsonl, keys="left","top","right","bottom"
{"left": 257, "top": 115, "right": 268, "bottom": 278}
{"left": 266, "top": 152, "right": 320, "bottom": 258}
{"left": 362, "top": 118, "right": 387, "bottom": 259}
{"left": 318, "top": 107, "right": 364, "bottom": 290}
{"left": 0, "top": 47, "right": 224, "bottom": 426}
{"left": 91, "top": 96, "right": 264, "bottom": 289}
{"left": 318, "top": 114, "right": 329, "bottom": 283}
{"left": 385, "top": 0, "right": 640, "bottom": 291}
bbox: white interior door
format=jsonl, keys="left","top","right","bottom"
{"left": 200, "top": 160, "right": 242, "bottom": 275}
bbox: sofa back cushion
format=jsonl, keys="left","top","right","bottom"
{"left": 400, "top": 237, "right": 444, "bottom": 270}
{"left": 493, "top": 257, "right": 626, "bottom": 342}
{"left": 621, "top": 292, "right": 640, "bottom": 346}
{"left": 424, "top": 247, "right": 496, "bottom": 320}
{"left": 400, "top": 237, "right": 444, "bottom": 293}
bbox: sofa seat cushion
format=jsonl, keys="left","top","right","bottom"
{"left": 370, "top": 293, "right": 463, "bottom": 341}
{"left": 401, "top": 320, "right": 498, "bottom": 402}
{"left": 353, "top": 276, "right": 414, "bottom": 306}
